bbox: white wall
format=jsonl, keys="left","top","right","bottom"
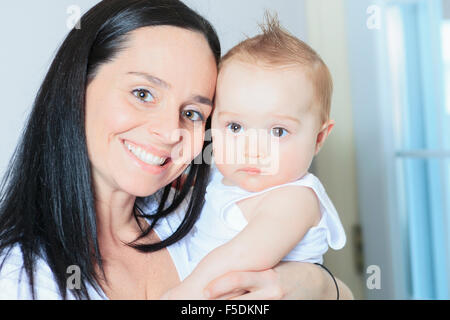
{"left": 305, "top": 0, "right": 365, "bottom": 299}
{"left": 183, "top": 0, "right": 307, "bottom": 53}
{"left": 0, "top": 0, "right": 101, "bottom": 177}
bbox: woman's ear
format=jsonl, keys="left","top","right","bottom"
{"left": 315, "top": 120, "right": 335, "bottom": 155}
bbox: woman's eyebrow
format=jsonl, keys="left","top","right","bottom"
{"left": 191, "top": 95, "right": 213, "bottom": 107}
{"left": 127, "top": 71, "right": 170, "bottom": 89}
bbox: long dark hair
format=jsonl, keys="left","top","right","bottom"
{"left": 0, "top": 0, "right": 220, "bottom": 299}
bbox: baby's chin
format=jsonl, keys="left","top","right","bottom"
{"left": 237, "top": 176, "right": 279, "bottom": 193}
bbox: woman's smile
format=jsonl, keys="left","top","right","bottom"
{"left": 122, "top": 139, "right": 172, "bottom": 174}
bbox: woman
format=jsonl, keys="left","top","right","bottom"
{"left": 0, "top": 0, "right": 352, "bottom": 299}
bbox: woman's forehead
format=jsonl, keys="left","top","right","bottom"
{"left": 122, "top": 26, "right": 213, "bottom": 62}
{"left": 100, "top": 26, "right": 218, "bottom": 96}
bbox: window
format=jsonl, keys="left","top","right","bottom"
{"left": 444, "top": 21, "right": 450, "bottom": 114}
{"left": 385, "top": 0, "right": 450, "bottom": 299}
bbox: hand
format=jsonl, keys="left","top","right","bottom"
{"left": 270, "top": 262, "right": 353, "bottom": 300}
{"left": 159, "top": 277, "right": 210, "bottom": 300}
{"left": 159, "top": 269, "right": 280, "bottom": 300}
{"left": 203, "top": 268, "right": 284, "bottom": 300}
{"left": 159, "top": 285, "right": 207, "bottom": 300}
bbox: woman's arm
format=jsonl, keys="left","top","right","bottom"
{"left": 203, "top": 261, "right": 354, "bottom": 300}
{"left": 272, "top": 261, "right": 353, "bottom": 300}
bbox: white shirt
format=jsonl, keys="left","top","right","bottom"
{"left": 0, "top": 192, "right": 191, "bottom": 300}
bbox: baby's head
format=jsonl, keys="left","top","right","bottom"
{"left": 211, "top": 15, "right": 334, "bottom": 192}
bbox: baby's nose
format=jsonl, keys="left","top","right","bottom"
{"left": 244, "top": 132, "right": 269, "bottom": 159}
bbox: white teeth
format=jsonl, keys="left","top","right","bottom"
{"left": 124, "top": 141, "right": 167, "bottom": 166}
{"left": 136, "top": 147, "right": 143, "bottom": 158}
{"left": 144, "top": 153, "right": 151, "bottom": 163}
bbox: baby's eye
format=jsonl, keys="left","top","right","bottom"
{"left": 227, "top": 123, "right": 243, "bottom": 134}
{"left": 271, "top": 127, "right": 288, "bottom": 138}
{"left": 182, "top": 110, "right": 204, "bottom": 122}
{"left": 132, "top": 89, "right": 155, "bottom": 103}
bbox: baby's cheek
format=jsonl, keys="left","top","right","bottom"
{"left": 279, "top": 148, "right": 310, "bottom": 178}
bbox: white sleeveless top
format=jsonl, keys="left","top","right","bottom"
{"left": 184, "top": 167, "right": 346, "bottom": 273}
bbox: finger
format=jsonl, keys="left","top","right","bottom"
{"left": 230, "top": 287, "right": 283, "bottom": 300}
{"left": 204, "top": 272, "right": 257, "bottom": 299}
{"left": 230, "top": 290, "right": 268, "bottom": 300}
{"left": 204, "top": 271, "right": 269, "bottom": 299}
{"left": 159, "top": 292, "right": 170, "bottom": 300}
{"left": 214, "top": 290, "right": 248, "bottom": 300}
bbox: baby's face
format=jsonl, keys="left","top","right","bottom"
{"left": 211, "top": 60, "right": 325, "bottom": 192}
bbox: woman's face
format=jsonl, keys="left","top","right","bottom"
{"left": 85, "top": 26, "right": 217, "bottom": 197}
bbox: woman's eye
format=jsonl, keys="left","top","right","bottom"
{"left": 182, "top": 110, "right": 204, "bottom": 122}
{"left": 132, "top": 89, "right": 155, "bottom": 103}
{"left": 272, "top": 127, "right": 288, "bottom": 138}
{"left": 227, "top": 123, "right": 243, "bottom": 134}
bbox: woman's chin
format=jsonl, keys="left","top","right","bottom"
{"left": 118, "top": 178, "right": 166, "bottom": 198}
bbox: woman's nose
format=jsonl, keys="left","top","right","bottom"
{"left": 147, "top": 110, "right": 182, "bottom": 145}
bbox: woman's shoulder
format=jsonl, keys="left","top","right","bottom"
{"left": 0, "top": 244, "right": 63, "bottom": 299}
{"left": 0, "top": 244, "right": 107, "bottom": 300}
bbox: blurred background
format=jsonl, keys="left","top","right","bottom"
{"left": 0, "top": 0, "right": 448, "bottom": 299}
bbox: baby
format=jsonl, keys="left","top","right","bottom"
{"left": 164, "top": 16, "right": 346, "bottom": 299}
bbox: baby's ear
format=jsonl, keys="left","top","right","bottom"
{"left": 315, "top": 120, "right": 335, "bottom": 155}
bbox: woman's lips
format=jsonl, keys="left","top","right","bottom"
{"left": 122, "top": 139, "right": 172, "bottom": 159}
{"left": 122, "top": 139, "right": 172, "bottom": 174}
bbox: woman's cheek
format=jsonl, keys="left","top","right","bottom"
{"left": 106, "top": 97, "right": 142, "bottom": 129}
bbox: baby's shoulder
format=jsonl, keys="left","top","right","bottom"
{"left": 258, "top": 184, "right": 321, "bottom": 224}
{"left": 262, "top": 184, "right": 319, "bottom": 207}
